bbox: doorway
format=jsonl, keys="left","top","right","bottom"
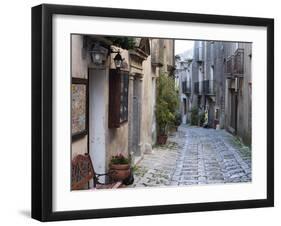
{"left": 230, "top": 91, "right": 238, "bottom": 133}
{"left": 182, "top": 98, "right": 187, "bottom": 124}
{"left": 132, "top": 77, "right": 141, "bottom": 158}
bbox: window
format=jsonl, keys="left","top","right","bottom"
{"left": 108, "top": 69, "right": 129, "bottom": 128}
{"left": 183, "top": 98, "right": 187, "bottom": 115}
{"left": 215, "top": 108, "right": 220, "bottom": 120}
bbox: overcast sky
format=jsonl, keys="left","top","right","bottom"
{"left": 175, "top": 40, "right": 194, "bottom": 55}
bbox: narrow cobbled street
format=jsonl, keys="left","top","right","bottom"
{"left": 131, "top": 125, "right": 251, "bottom": 188}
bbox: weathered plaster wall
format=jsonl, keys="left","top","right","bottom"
{"left": 71, "top": 34, "right": 89, "bottom": 158}
{"left": 107, "top": 125, "right": 129, "bottom": 163}
{"left": 236, "top": 43, "right": 252, "bottom": 145}
{"left": 71, "top": 36, "right": 131, "bottom": 167}
{"left": 165, "top": 39, "right": 175, "bottom": 68}
{"left": 106, "top": 48, "right": 130, "bottom": 167}
{"left": 141, "top": 54, "right": 154, "bottom": 153}
{"left": 71, "top": 34, "right": 89, "bottom": 79}
{"left": 72, "top": 136, "right": 88, "bottom": 158}
{"left": 224, "top": 42, "right": 252, "bottom": 146}
{"left": 71, "top": 36, "right": 175, "bottom": 167}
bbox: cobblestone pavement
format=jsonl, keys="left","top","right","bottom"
{"left": 131, "top": 125, "right": 251, "bottom": 188}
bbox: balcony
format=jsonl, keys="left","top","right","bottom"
{"left": 203, "top": 80, "right": 216, "bottom": 95}
{"left": 233, "top": 48, "right": 244, "bottom": 76}
{"left": 194, "top": 81, "right": 202, "bottom": 95}
{"left": 225, "top": 55, "right": 234, "bottom": 78}
{"left": 225, "top": 48, "right": 244, "bottom": 78}
{"left": 182, "top": 81, "right": 191, "bottom": 94}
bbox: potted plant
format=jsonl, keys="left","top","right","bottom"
{"left": 169, "top": 111, "right": 181, "bottom": 133}
{"left": 156, "top": 74, "right": 179, "bottom": 144}
{"left": 190, "top": 107, "right": 199, "bottom": 125}
{"left": 109, "top": 153, "right": 131, "bottom": 182}
{"left": 174, "top": 111, "right": 182, "bottom": 129}
{"left": 199, "top": 110, "right": 207, "bottom": 127}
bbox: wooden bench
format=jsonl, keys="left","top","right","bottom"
{"left": 71, "top": 153, "right": 122, "bottom": 190}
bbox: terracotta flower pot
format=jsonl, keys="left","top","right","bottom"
{"left": 109, "top": 164, "right": 131, "bottom": 181}
{"left": 157, "top": 134, "right": 168, "bottom": 145}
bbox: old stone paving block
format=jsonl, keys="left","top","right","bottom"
{"left": 130, "top": 126, "right": 252, "bottom": 188}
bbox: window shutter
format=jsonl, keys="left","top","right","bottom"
{"left": 108, "top": 69, "right": 121, "bottom": 128}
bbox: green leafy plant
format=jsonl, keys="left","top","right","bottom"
{"left": 174, "top": 111, "right": 182, "bottom": 126}
{"left": 110, "top": 153, "right": 129, "bottom": 164}
{"left": 107, "top": 37, "right": 136, "bottom": 50}
{"left": 199, "top": 111, "right": 206, "bottom": 126}
{"left": 156, "top": 74, "right": 179, "bottom": 135}
{"left": 190, "top": 107, "right": 199, "bottom": 125}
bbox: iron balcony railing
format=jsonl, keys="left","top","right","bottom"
{"left": 225, "top": 55, "right": 234, "bottom": 77}
{"left": 233, "top": 48, "right": 244, "bottom": 75}
{"left": 182, "top": 81, "right": 191, "bottom": 94}
{"left": 194, "top": 81, "right": 202, "bottom": 95}
{"left": 194, "top": 80, "right": 216, "bottom": 95}
{"left": 225, "top": 48, "right": 244, "bottom": 78}
{"left": 203, "top": 80, "right": 216, "bottom": 95}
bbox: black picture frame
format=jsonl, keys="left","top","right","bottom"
{"left": 32, "top": 4, "right": 274, "bottom": 222}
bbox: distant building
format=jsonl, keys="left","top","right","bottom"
{"left": 192, "top": 41, "right": 226, "bottom": 129}
{"left": 175, "top": 51, "right": 193, "bottom": 124}
{"left": 180, "top": 40, "right": 252, "bottom": 146}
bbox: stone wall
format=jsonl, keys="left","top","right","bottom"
{"left": 71, "top": 35, "right": 131, "bottom": 172}
{"left": 71, "top": 35, "right": 175, "bottom": 170}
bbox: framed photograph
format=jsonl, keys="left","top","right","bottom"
{"left": 71, "top": 78, "right": 88, "bottom": 140}
{"left": 32, "top": 4, "right": 274, "bottom": 221}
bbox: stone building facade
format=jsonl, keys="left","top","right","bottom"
{"left": 192, "top": 40, "right": 226, "bottom": 129}
{"left": 176, "top": 40, "right": 252, "bottom": 146}
{"left": 223, "top": 42, "right": 252, "bottom": 145}
{"left": 175, "top": 51, "right": 193, "bottom": 124}
{"left": 71, "top": 34, "right": 174, "bottom": 183}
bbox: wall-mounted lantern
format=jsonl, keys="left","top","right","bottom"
{"left": 89, "top": 42, "right": 108, "bottom": 65}
{"left": 113, "top": 50, "right": 123, "bottom": 69}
